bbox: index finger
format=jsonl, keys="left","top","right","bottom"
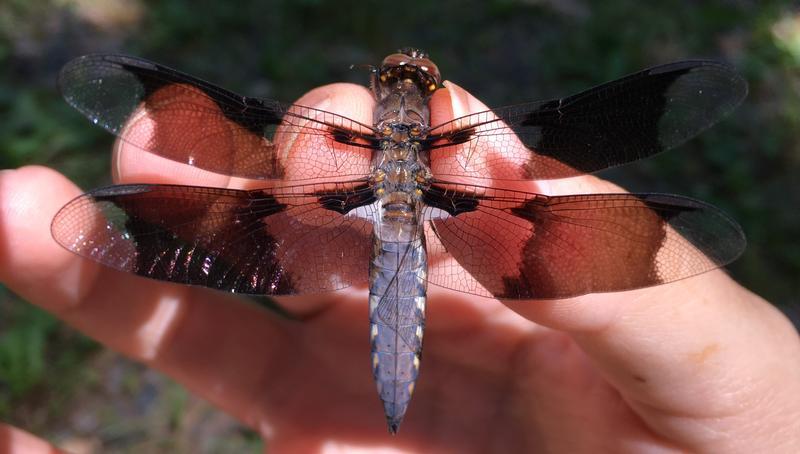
{"left": 113, "top": 82, "right": 375, "bottom": 188}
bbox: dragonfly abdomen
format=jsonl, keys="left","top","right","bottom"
{"left": 369, "top": 219, "right": 427, "bottom": 434}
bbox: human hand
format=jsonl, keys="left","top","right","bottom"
{"left": 1, "top": 81, "right": 798, "bottom": 453}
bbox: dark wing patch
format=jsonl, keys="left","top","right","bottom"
{"left": 52, "top": 182, "right": 376, "bottom": 295}
{"left": 317, "top": 183, "right": 377, "bottom": 214}
{"left": 59, "top": 54, "right": 376, "bottom": 180}
{"left": 421, "top": 184, "right": 479, "bottom": 216}
{"left": 426, "top": 61, "right": 747, "bottom": 181}
{"left": 423, "top": 183, "right": 745, "bottom": 299}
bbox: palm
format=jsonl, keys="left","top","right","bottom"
{"left": 225, "top": 284, "right": 658, "bottom": 451}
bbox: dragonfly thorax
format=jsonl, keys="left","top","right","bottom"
{"left": 372, "top": 137, "right": 430, "bottom": 224}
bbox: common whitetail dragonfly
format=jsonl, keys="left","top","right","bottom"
{"left": 53, "top": 48, "right": 747, "bottom": 434}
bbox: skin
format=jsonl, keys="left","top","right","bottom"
{"left": 1, "top": 81, "right": 799, "bottom": 453}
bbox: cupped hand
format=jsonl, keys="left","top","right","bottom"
{"left": 1, "top": 81, "right": 799, "bottom": 454}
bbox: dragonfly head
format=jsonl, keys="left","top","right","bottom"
{"left": 375, "top": 49, "right": 441, "bottom": 97}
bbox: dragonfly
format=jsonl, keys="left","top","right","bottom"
{"left": 53, "top": 48, "right": 747, "bottom": 434}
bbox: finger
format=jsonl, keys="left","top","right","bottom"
{"left": 432, "top": 84, "right": 800, "bottom": 449}
{"left": 0, "top": 423, "right": 62, "bottom": 454}
{"left": 426, "top": 82, "right": 623, "bottom": 306}
{"left": 429, "top": 81, "right": 545, "bottom": 192}
{"left": 0, "top": 166, "right": 292, "bottom": 420}
{"left": 112, "top": 82, "right": 374, "bottom": 190}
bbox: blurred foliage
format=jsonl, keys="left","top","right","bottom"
{"left": 0, "top": 288, "right": 98, "bottom": 428}
{"left": 0, "top": 0, "right": 798, "bottom": 451}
